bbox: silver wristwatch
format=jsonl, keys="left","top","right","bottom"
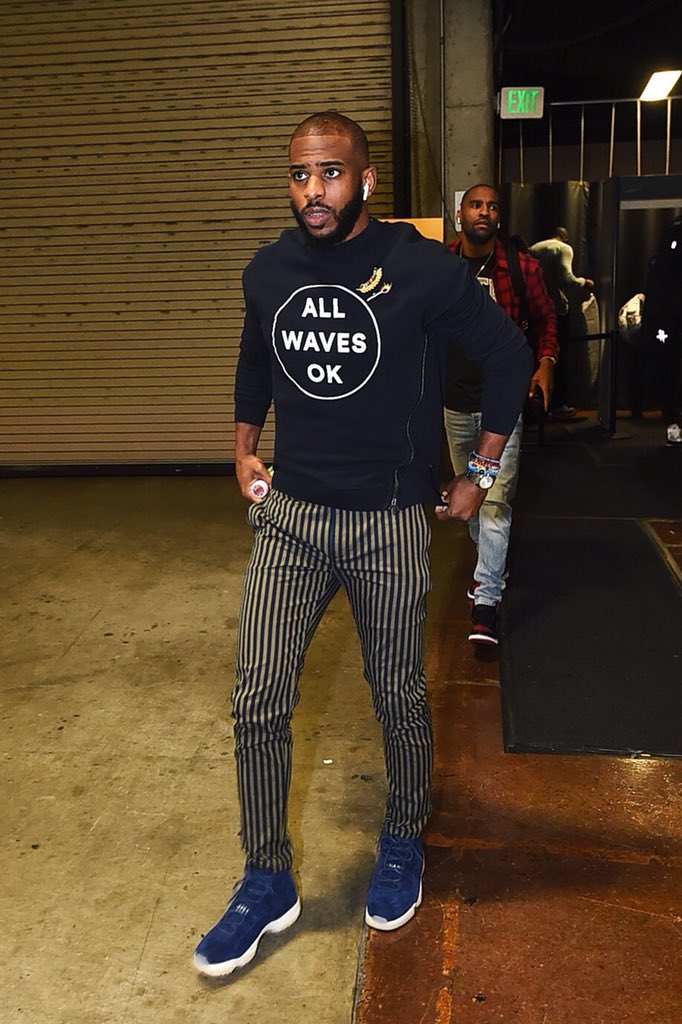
{"left": 465, "top": 465, "right": 496, "bottom": 490}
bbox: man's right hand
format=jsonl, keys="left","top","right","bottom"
{"left": 236, "top": 454, "right": 270, "bottom": 502}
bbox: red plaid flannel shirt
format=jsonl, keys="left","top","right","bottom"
{"left": 449, "top": 238, "right": 559, "bottom": 364}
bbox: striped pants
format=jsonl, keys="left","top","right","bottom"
{"left": 232, "top": 490, "right": 434, "bottom": 871}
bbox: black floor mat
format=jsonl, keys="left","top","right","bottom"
{"left": 517, "top": 419, "right": 682, "bottom": 520}
{"left": 499, "top": 517, "right": 682, "bottom": 756}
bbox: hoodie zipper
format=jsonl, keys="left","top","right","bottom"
{"left": 390, "top": 331, "right": 430, "bottom": 512}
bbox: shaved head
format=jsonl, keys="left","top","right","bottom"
{"left": 460, "top": 182, "right": 500, "bottom": 208}
{"left": 290, "top": 111, "right": 370, "bottom": 165}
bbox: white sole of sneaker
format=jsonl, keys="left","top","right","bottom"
{"left": 468, "top": 631, "right": 498, "bottom": 646}
{"left": 192, "top": 898, "right": 301, "bottom": 978}
{"left": 364, "top": 881, "right": 423, "bottom": 932}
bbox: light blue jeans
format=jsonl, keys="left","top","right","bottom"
{"left": 443, "top": 409, "right": 523, "bottom": 606}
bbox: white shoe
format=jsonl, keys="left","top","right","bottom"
{"left": 666, "top": 423, "right": 682, "bottom": 445}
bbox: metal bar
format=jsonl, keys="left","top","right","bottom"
{"left": 666, "top": 97, "right": 672, "bottom": 174}
{"left": 548, "top": 104, "right": 553, "bottom": 182}
{"left": 440, "top": 0, "right": 445, "bottom": 221}
{"left": 551, "top": 96, "right": 644, "bottom": 106}
{"left": 580, "top": 104, "right": 585, "bottom": 181}
{"left": 607, "top": 182, "right": 620, "bottom": 436}
{"left": 550, "top": 96, "right": 681, "bottom": 107}
{"left": 636, "top": 99, "right": 641, "bottom": 176}
{"left": 519, "top": 120, "right": 524, "bottom": 184}
{"left": 609, "top": 102, "right": 615, "bottom": 177}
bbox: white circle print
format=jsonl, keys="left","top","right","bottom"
{"left": 272, "top": 284, "right": 381, "bottom": 400}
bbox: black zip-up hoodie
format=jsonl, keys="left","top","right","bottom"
{"left": 235, "top": 218, "right": 532, "bottom": 510}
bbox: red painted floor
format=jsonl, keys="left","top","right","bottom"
{"left": 354, "top": 517, "right": 682, "bottom": 1024}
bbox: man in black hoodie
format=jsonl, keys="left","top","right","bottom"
{"left": 193, "top": 112, "right": 532, "bottom": 979}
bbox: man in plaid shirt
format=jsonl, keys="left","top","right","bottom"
{"left": 444, "top": 183, "right": 558, "bottom": 645}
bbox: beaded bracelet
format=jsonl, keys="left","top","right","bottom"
{"left": 467, "top": 450, "right": 501, "bottom": 475}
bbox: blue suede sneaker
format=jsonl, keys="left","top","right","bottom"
{"left": 193, "top": 866, "right": 301, "bottom": 977}
{"left": 365, "top": 833, "right": 424, "bottom": 931}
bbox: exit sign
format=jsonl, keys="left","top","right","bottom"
{"left": 499, "top": 87, "right": 545, "bottom": 119}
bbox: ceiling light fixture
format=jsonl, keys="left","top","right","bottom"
{"left": 640, "top": 70, "right": 682, "bottom": 102}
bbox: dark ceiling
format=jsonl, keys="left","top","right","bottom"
{"left": 493, "top": 0, "right": 681, "bottom": 148}
{"left": 495, "top": 0, "right": 681, "bottom": 103}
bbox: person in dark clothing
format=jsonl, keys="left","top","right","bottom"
{"left": 445, "top": 184, "right": 558, "bottom": 645}
{"left": 193, "top": 112, "right": 532, "bottom": 979}
{"left": 641, "top": 215, "right": 682, "bottom": 445}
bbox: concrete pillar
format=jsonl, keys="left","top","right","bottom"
{"left": 405, "top": 0, "right": 495, "bottom": 240}
{"left": 405, "top": 0, "right": 443, "bottom": 218}
{"left": 443, "top": 0, "right": 495, "bottom": 239}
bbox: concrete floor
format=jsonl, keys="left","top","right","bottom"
{"left": 2, "top": 471, "right": 681, "bottom": 1024}
{"left": 2, "top": 476, "right": 386, "bottom": 1024}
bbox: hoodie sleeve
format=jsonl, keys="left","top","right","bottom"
{"left": 427, "top": 253, "right": 533, "bottom": 436}
{"left": 233, "top": 270, "right": 273, "bottom": 427}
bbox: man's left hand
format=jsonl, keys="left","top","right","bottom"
{"left": 530, "top": 359, "right": 554, "bottom": 411}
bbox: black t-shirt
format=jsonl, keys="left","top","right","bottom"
{"left": 444, "top": 250, "right": 498, "bottom": 412}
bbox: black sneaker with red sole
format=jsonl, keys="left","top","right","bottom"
{"left": 468, "top": 603, "right": 498, "bottom": 646}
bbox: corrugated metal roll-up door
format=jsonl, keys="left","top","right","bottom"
{"left": 0, "top": 0, "right": 394, "bottom": 470}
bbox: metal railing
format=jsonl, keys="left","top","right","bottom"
{"left": 500, "top": 95, "right": 680, "bottom": 183}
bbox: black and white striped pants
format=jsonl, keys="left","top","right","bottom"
{"left": 232, "top": 490, "right": 434, "bottom": 871}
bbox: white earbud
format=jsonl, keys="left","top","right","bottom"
{"left": 362, "top": 181, "right": 370, "bottom": 201}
